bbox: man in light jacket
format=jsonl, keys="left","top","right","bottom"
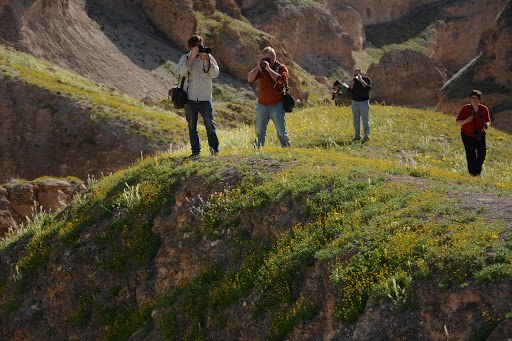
{"left": 178, "top": 35, "right": 220, "bottom": 157}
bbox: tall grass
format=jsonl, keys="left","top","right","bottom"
{"left": 0, "top": 202, "right": 55, "bottom": 249}
{"left": 220, "top": 104, "right": 512, "bottom": 186}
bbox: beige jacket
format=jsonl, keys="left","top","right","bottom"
{"left": 177, "top": 52, "right": 219, "bottom": 101}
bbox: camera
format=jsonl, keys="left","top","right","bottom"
{"left": 197, "top": 45, "right": 211, "bottom": 54}
{"left": 260, "top": 57, "right": 271, "bottom": 69}
{"left": 332, "top": 91, "right": 337, "bottom": 100}
{"left": 474, "top": 129, "right": 483, "bottom": 140}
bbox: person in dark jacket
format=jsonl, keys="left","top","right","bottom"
{"left": 348, "top": 68, "right": 372, "bottom": 142}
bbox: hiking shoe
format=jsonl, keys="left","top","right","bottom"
{"left": 188, "top": 152, "right": 200, "bottom": 158}
{"left": 209, "top": 147, "right": 219, "bottom": 155}
{"left": 352, "top": 137, "right": 361, "bottom": 141}
{"left": 362, "top": 137, "right": 370, "bottom": 143}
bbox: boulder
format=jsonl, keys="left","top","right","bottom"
{"left": 367, "top": 49, "right": 449, "bottom": 107}
{"left": 330, "top": 5, "right": 365, "bottom": 51}
{"left": 0, "top": 178, "right": 85, "bottom": 238}
{"left": 241, "top": 0, "right": 355, "bottom": 71}
{"left": 139, "top": 0, "right": 197, "bottom": 51}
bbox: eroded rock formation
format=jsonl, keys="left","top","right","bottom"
{"left": 0, "top": 178, "right": 85, "bottom": 237}
{"left": 425, "top": 0, "right": 506, "bottom": 73}
{"left": 0, "top": 77, "right": 171, "bottom": 184}
{"left": 438, "top": 0, "right": 512, "bottom": 132}
{"left": 367, "top": 49, "right": 450, "bottom": 107}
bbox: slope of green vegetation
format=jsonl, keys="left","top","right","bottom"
{"left": 1, "top": 102, "right": 512, "bottom": 339}
{"left": 0, "top": 45, "right": 190, "bottom": 146}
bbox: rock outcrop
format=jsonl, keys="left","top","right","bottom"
{"left": 0, "top": 77, "right": 171, "bottom": 184}
{"left": 367, "top": 49, "right": 450, "bottom": 107}
{"left": 0, "top": 0, "right": 184, "bottom": 99}
{"left": 240, "top": 0, "right": 355, "bottom": 72}
{"left": 139, "top": 0, "right": 197, "bottom": 52}
{"left": 0, "top": 178, "right": 85, "bottom": 237}
{"left": 438, "top": 0, "right": 512, "bottom": 133}
{"left": 331, "top": 0, "right": 440, "bottom": 26}
{"left": 330, "top": 5, "right": 366, "bottom": 51}
{"left": 425, "top": 0, "right": 507, "bottom": 73}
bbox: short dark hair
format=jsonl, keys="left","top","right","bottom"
{"left": 470, "top": 90, "right": 482, "bottom": 99}
{"left": 188, "top": 35, "right": 203, "bottom": 48}
{"left": 333, "top": 80, "right": 341, "bottom": 86}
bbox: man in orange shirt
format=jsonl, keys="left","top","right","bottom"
{"left": 248, "top": 47, "right": 291, "bottom": 148}
{"left": 455, "top": 90, "right": 491, "bottom": 177}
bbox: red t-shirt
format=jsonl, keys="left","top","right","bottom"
{"left": 255, "top": 61, "right": 289, "bottom": 106}
{"left": 456, "top": 104, "right": 491, "bottom": 137}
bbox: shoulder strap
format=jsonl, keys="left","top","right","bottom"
{"left": 471, "top": 104, "right": 483, "bottom": 119}
{"left": 178, "top": 55, "right": 189, "bottom": 90}
{"left": 267, "top": 61, "right": 286, "bottom": 94}
{"left": 471, "top": 104, "right": 483, "bottom": 131}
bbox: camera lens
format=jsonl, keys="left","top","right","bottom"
{"left": 197, "top": 45, "right": 211, "bottom": 54}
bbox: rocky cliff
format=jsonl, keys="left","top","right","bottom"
{"left": 438, "top": 0, "right": 512, "bottom": 132}
{"left": 367, "top": 49, "right": 450, "bottom": 107}
{"left": 0, "top": 76, "right": 173, "bottom": 184}
{"left": 4, "top": 0, "right": 494, "bottom": 102}
{"left": 0, "top": 0, "right": 185, "bottom": 99}
{"left": 425, "top": 0, "right": 506, "bottom": 73}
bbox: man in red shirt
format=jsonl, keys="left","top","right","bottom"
{"left": 248, "top": 46, "right": 291, "bottom": 148}
{"left": 456, "top": 90, "right": 491, "bottom": 177}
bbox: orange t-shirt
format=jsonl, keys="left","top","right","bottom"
{"left": 255, "top": 62, "right": 289, "bottom": 106}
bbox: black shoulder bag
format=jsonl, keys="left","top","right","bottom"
{"left": 268, "top": 62, "right": 295, "bottom": 113}
{"left": 168, "top": 76, "right": 189, "bottom": 109}
{"left": 168, "top": 56, "right": 190, "bottom": 109}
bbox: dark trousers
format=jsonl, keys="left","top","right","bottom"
{"left": 184, "top": 100, "right": 219, "bottom": 154}
{"left": 461, "top": 132, "right": 486, "bottom": 176}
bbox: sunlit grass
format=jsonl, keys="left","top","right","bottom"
{"left": 0, "top": 45, "right": 187, "bottom": 145}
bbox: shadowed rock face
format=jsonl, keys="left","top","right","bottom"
{"left": 425, "top": 0, "right": 506, "bottom": 73}
{"left": 367, "top": 49, "right": 450, "bottom": 108}
{"left": 438, "top": 0, "right": 512, "bottom": 133}
{"left": 0, "top": 0, "right": 182, "bottom": 99}
{"left": 0, "top": 77, "right": 169, "bottom": 184}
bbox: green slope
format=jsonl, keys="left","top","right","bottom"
{"left": 1, "top": 100, "right": 512, "bottom": 339}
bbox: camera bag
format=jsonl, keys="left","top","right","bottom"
{"left": 168, "top": 76, "right": 188, "bottom": 109}
{"left": 282, "top": 86, "right": 295, "bottom": 113}
{"left": 268, "top": 61, "right": 295, "bottom": 113}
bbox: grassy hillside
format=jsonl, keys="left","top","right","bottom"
{"left": 1, "top": 102, "right": 512, "bottom": 339}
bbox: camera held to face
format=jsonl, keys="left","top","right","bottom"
{"left": 196, "top": 45, "right": 211, "bottom": 55}
{"left": 260, "top": 57, "right": 271, "bottom": 69}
